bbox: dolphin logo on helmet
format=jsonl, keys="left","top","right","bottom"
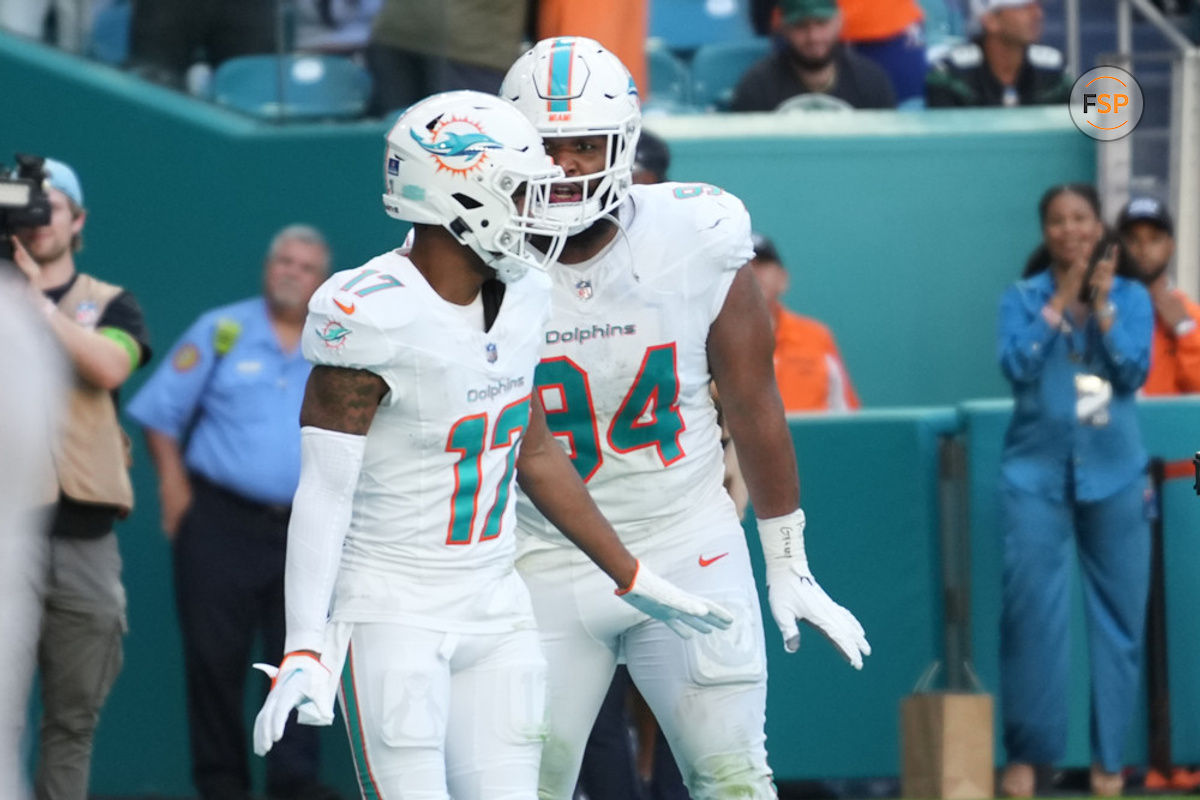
{"left": 409, "top": 128, "right": 505, "bottom": 159}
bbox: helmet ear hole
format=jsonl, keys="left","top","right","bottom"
{"left": 452, "top": 193, "right": 483, "bottom": 210}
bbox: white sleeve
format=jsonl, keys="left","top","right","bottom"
{"left": 283, "top": 426, "right": 367, "bottom": 654}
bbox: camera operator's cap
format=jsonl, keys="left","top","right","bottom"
{"left": 751, "top": 231, "right": 782, "bottom": 265}
{"left": 780, "top": 0, "right": 837, "bottom": 24}
{"left": 633, "top": 130, "right": 670, "bottom": 181}
{"left": 1118, "top": 196, "right": 1174, "bottom": 236}
{"left": 44, "top": 158, "right": 83, "bottom": 207}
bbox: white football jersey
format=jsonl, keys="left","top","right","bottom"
{"left": 303, "top": 250, "right": 551, "bottom": 633}
{"left": 516, "top": 182, "right": 754, "bottom": 548}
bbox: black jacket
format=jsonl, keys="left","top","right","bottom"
{"left": 730, "top": 43, "right": 897, "bottom": 111}
{"left": 925, "top": 37, "right": 1074, "bottom": 107}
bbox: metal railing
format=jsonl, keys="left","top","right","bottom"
{"left": 1069, "top": 0, "right": 1200, "bottom": 295}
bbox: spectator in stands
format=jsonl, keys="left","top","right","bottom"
{"left": 294, "top": 0, "right": 382, "bottom": 56}
{"left": 925, "top": 0, "right": 1072, "bottom": 107}
{"left": 128, "top": 0, "right": 276, "bottom": 89}
{"left": 996, "top": 184, "right": 1152, "bottom": 799}
{"left": 536, "top": 0, "right": 648, "bottom": 98}
{"left": 730, "top": 0, "right": 897, "bottom": 111}
{"left": 632, "top": 129, "right": 670, "bottom": 185}
{"left": 365, "top": 0, "right": 528, "bottom": 116}
{"left": 1117, "top": 197, "right": 1200, "bottom": 395}
{"left": 839, "top": 0, "right": 927, "bottom": 103}
{"left": 0, "top": 0, "right": 92, "bottom": 53}
{"left": 750, "top": 232, "right": 860, "bottom": 411}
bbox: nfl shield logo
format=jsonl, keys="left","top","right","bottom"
{"left": 575, "top": 280, "right": 593, "bottom": 301}
{"left": 485, "top": 342, "right": 498, "bottom": 363}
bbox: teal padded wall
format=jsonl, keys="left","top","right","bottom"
{"left": 752, "top": 408, "right": 958, "bottom": 779}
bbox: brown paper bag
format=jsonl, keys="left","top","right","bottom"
{"left": 901, "top": 692, "right": 995, "bottom": 800}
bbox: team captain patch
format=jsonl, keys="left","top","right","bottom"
{"left": 172, "top": 343, "right": 200, "bottom": 372}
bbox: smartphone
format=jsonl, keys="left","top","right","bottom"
{"left": 1078, "top": 242, "right": 1117, "bottom": 304}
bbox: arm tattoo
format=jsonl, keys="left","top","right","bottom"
{"left": 299, "top": 365, "right": 387, "bottom": 434}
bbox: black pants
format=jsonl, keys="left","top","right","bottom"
{"left": 175, "top": 475, "right": 319, "bottom": 800}
{"left": 364, "top": 42, "right": 505, "bottom": 117}
{"left": 130, "top": 0, "right": 276, "bottom": 85}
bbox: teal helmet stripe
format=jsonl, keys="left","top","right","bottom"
{"left": 548, "top": 38, "right": 574, "bottom": 112}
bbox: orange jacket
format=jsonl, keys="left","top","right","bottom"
{"left": 1142, "top": 289, "right": 1200, "bottom": 395}
{"left": 838, "top": 0, "right": 923, "bottom": 42}
{"left": 537, "top": 0, "right": 648, "bottom": 98}
{"left": 772, "top": 307, "right": 860, "bottom": 412}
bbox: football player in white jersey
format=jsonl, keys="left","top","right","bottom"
{"left": 501, "top": 39, "right": 873, "bottom": 800}
{"left": 248, "top": 90, "right": 732, "bottom": 800}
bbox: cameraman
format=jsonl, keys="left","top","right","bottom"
{"left": 10, "top": 158, "right": 151, "bottom": 800}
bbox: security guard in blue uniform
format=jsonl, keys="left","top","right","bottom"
{"left": 925, "top": 0, "right": 1073, "bottom": 108}
{"left": 127, "top": 225, "right": 338, "bottom": 800}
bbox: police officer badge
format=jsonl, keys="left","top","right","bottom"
{"left": 486, "top": 342, "right": 498, "bottom": 363}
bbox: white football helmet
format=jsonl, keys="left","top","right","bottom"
{"left": 382, "top": 90, "right": 569, "bottom": 283}
{"left": 500, "top": 37, "right": 642, "bottom": 234}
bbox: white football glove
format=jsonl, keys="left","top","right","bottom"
{"left": 252, "top": 651, "right": 331, "bottom": 756}
{"left": 758, "top": 510, "right": 871, "bottom": 669}
{"left": 616, "top": 560, "right": 734, "bottom": 638}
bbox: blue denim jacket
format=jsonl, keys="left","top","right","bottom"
{"left": 996, "top": 270, "right": 1152, "bottom": 502}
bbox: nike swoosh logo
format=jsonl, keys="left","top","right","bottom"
{"left": 698, "top": 552, "right": 729, "bottom": 567}
{"left": 332, "top": 298, "right": 356, "bottom": 315}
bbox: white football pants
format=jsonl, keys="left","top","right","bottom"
{"left": 517, "top": 515, "right": 776, "bottom": 800}
{"left": 337, "top": 622, "right": 546, "bottom": 800}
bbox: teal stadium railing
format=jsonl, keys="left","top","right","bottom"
{"left": 7, "top": 31, "right": 1195, "bottom": 796}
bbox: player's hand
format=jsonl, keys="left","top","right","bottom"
{"left": 252, "top": 651, "right": 330, "bottom": 756}
{"left": 765, "top": 564, "right": 870, "bottom": 668}
{"left": 616, "top": 560, "right": 734, "bottom": 638}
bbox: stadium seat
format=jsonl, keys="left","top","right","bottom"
{"left": 211, "top": 54, "right": 371, "bottom": 121}
{"left": 87, "top": 0, "right": 131, "bottom": 65}
{"left": 650, "top": 0, "right": 757, "bottom": 51}
{"left": 918, "top": 0, "right": 967, "bottom": 47}
{"left": 690, "top": 38, "right": 771, "bottom": 111}
{"left": 646, "top": 45, "right": 693, "bottom": 109}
